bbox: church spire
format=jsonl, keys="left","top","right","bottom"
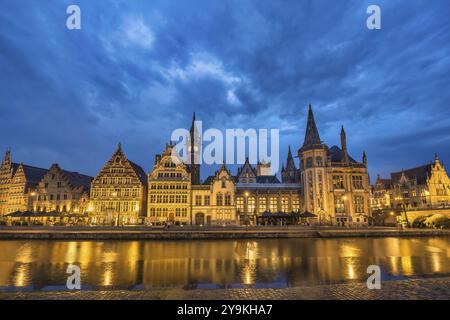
{"left": 189, "top": 112, "right": 201, "bottom": 184}
{"left": 302, "top": 104, "right": 321, "bottom": 148}
{"left": 190, "top": 112, "right": 196, "bottom": 133}
{"left": 340, "top": 125, "right": 349, "bottom": 163}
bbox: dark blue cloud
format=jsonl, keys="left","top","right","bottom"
{"left": 1, "top": 0, "right": 449, "bottom": 181}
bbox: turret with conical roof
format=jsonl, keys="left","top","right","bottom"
{"left": 300, "top": 104, "right": 323, "bottom": 151}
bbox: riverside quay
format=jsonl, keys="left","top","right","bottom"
{"left": 1, "top": 106, "right": 450, "bottom": 228}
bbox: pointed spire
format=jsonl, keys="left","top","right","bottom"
{"left": 190, "top": 112, "right": 196, "bottom": 132}
{"left": 286, "top": 145, "right": 297, "bottom": 171}
{"left": 340, "top": 125, "right": 349, "bottom": 163}
{"left": 302, "top": 104, "right": 322, "bottom": 148}
{"left": 362, "top": 150, "right": 367, "bottom": 165}
{"left": 117, "top": 142, "right": 122, "bottom": 152}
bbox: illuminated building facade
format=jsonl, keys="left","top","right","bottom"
{"left": 0, "top": 106, "right": 417, "bottom": 227}
{"left": 31, "top": 163, "right": 92, "bottom": 213}
{"left": 235, "top": 157, "right": 301, "bottom": 224}
{"left": 372, "top": 154, "right": 450, "bottom": 210}
{"left": 147, "top": 117, "right": 237, "bottom": 226}
{"left": 298, "top": 105, "right": 372, "bottom": 226}
{"left": 90, "top": 143, "right": 148, "bottom": 225}
{"left": 0, "top": 150, "right": 48, "bottom": 215}
{"left": 147, "top": 143, "right": 191, "bottom": 225}
{"left": 193, "top": 165, "right": 237, "bottom": 225}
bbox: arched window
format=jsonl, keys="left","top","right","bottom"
{"left": 247, "top": 197, "right": 255, "bottom": 213}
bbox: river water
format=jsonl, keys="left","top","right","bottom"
{"left": 0, "top": 237, "right": 449, "bottom": 290}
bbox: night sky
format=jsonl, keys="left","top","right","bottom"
{"left": 1, "top": 0, "right": 449, "bottom": 181}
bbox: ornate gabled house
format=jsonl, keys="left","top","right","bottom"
{"left": 371, "top": 175, "right": 393, "bottom": 210}
{"left": 194, "top": 164, "right": 237, "bottom": 225}
{"left": 31, "top": 163, "right": 93, "bottom": 213}
{"left": 90, "top": 143, "right": 147, "bottom": 225}
{"left": 373, "top": 154, "right": 450, "bottom": 210}
{"left": 6, "top": 164, "right": 49, "bottom": 214}
{"left": 298, "top": 105, "right": 371, "bottom": 226}
{"left": 0, "top": 150, "right": 48, "bottom": 214}
{"left": 147, "top": 143, "right": 191, "bottom": 225}
{"left": 0, "top": 150, "right": 16, "bottom": 215}
{"left": 281, "top": 145, "right": 300, "bottom": 183}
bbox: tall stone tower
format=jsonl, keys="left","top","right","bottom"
{"left": 298, "top": 105, "right": 329, "bottom": 215}
{"left": 189, "top": 112, "right": 201, "bottom": 185}
{"left": 0, "top": 149, "right": 13, "bottom": 215}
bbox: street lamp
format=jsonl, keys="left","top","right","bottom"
{"left": 29, "top": 192, "right": 37, "bottom": 212}
{"left": 393, "top": 196, "right": 410, "bottom": 228}
{"left": 244, "top": 191, "right": 249, "bottom": 226}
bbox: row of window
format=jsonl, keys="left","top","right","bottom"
{"left": 334, "top": 195, "right": 365, "bottom": 214}
{"left": 37, "top": 194, "right": 72, "bottom": 201}
{"left": 91, "top": 188, "right": 140, "bottom": 198}
{"left": 98, "top": 177, "right": 133, "bottom": 185}
{"left": 42, "top": 181, "right": 65, "bottom": 188}
{"left": 332, "top": 175, "right": 364, "bottom": 190}
{"left": 236, "top": 196, "right": 301, "bottom": 213}
{"left": 149, "top": 207, "right": 188, "bottom": 218}
{"left": 157, "top": 172, "right": 183, "bottom": 178}
{"left": 304, "top": 156, "right": 323, "bottom": 168}
{"left": 150, "top": 184, "right": 188, "bottom": 190}
{"left": 35, "top": 205, "right": 74, "bottom": 212}
{"left": 214, "top": 194, "right": 232, "bottom": 206}
{"left": 95, "top": 201, "right": 139, "bottom": 212}
{"left": 149, "top": 194, "right": 188, "bottom": 204}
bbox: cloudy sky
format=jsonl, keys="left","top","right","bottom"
{"left": 1, "top": 0, "right": 449, "bottom": 181}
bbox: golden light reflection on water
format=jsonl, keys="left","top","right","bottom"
{"left": 0, "top": 237, "right": 448, "bottom": 289}
{"left": 238, "top": 241, "right": 258, "bottom": 286}
{"left": 13, "top": 264, "right": 30, "bottom": 287}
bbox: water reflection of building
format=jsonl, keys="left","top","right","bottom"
{"left": 0, "top": 238, "right": 449, "bottom": 289}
